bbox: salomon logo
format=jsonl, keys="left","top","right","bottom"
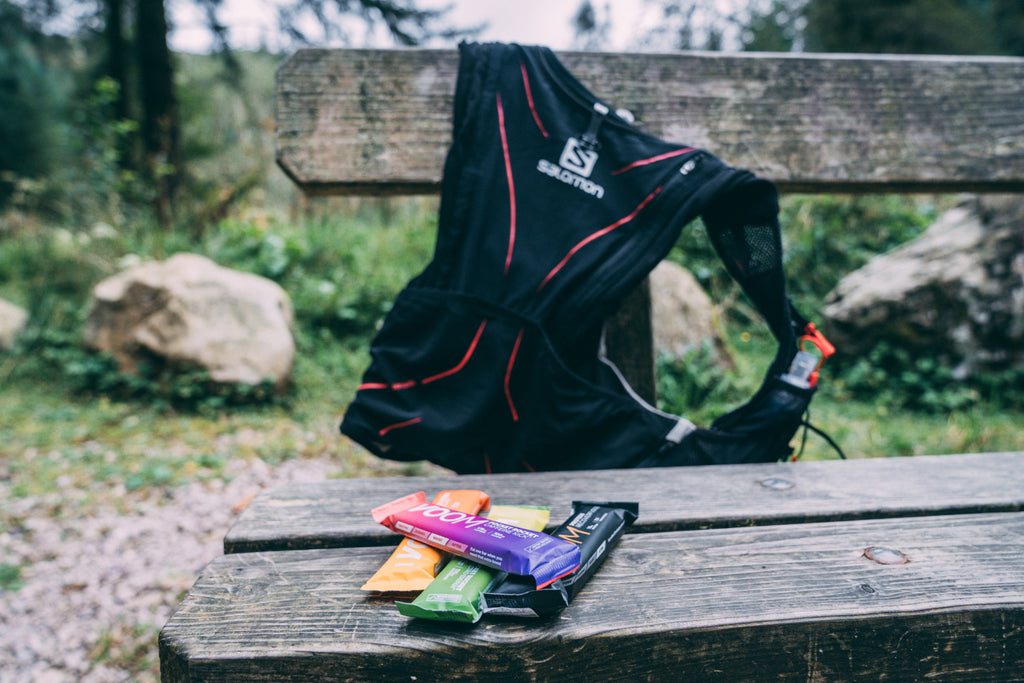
{"left": 537, "top": 137, "right": 605, "bottom": 199}
{"left": 559, "top": 137, "right": 598, "bottom": 178}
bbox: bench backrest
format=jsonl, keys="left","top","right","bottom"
{"left": 275, "top": 49, "right": 1024, "bottom": 397}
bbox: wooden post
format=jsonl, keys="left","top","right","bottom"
{"left": 606, "top": 279, "right": 657, "bottom": 402}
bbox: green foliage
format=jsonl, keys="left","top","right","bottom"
{"left": 65, "top": 351, "right": 283, "bottom": 414}
{"left": 6, "top": 308, "right": 283, "bottom": 413}
{"left": 0, "top": 230, "right": 108, "bottom": 308}
{"left": 664, "top": 193, "right": 992, "bottom": 419}
{"left": 973, "top": 367, "right": 1024, "bottom": 409}
{"left": 173, "top": 51, "right": 294, "bottom": 232}
{"left": 0, "top": 1, "right": 68, "bottom": 205}
{"left": 741, "top": 0, "right": 803, "bottom": 51}
{"left": 832, "top": 342, "right": 980, "bottom": 413}
{"left": 62, "top": 78, "right": 149, "bottom": 221}
{"left": 832, "top": 342, "right": 1024, "bottom": 413}
{"left": 2, "top": 75, "right": 150, "bottom": 226}
{"left": 668, "top": 194, "right": 936, "bottom": 325}
{"left": 204, "top": 203, "right": 436, "bottom": 339}
{"left": 87, "top": 622, "right": 161, "bottom": 678}
{"left": 0, "top": 562, "right": 25, "bottom": 592}
{"left": 803, "top": 0, "right": 1024, "bottom": 56}
{"left": 774, "top": 193, "right": 1024, "bottom": 413}
{"left": 0, "top": 221, "right": 117, "bottom": 387}
{"left": 779, "top": 194, "right": 938, "bottom": 318}
{"left": 655, "top": 342, "right": 744, "bottom": 421}
{"left": 1, "top": 191, "right": 434, "bottom": 412}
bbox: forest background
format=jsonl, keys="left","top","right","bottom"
{"left": 2, "top": 1, "right": 1024, "bottom": 676}
{"left": 4, "top": 0, "right": 1024, "bottom": 525}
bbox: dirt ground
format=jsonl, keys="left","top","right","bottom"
{"left": 0, "top": 456, "right": 346, "bottom": 682}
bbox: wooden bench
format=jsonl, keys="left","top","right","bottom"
{"left": 160, "top": 453, "right": 1024, "bottom": 680}
{"left": 159, "top": 48, "right": 1024, "bottom": 680}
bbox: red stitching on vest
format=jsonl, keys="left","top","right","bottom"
{"left": 504, "top": 328, "right": 525, "bottom": 421}
{"left": 378, "top": 416, "right": 422, "bottom": 436}
{"left": 497, "top": 93, "right": 517, "bottom": 276}
{"left": 521, "top": 62, "right": 549, "bottom": 138}
{"left": 421, "top": 319, "right": 488, "bottom": 385}
{"left": 359, "top": 320, "right": 488, "bottom": 390}
{"left": 612, "top": 148, "right": 695, "bottom": 175}
{"left": 536, "top": 186, "right": 663, "bottom": 291}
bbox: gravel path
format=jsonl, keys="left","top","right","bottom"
{"left": 1, "top": 456, "right": 346, "bottom": 682}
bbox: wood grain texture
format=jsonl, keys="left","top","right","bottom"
{"left": 223, "top": 451, "right": 1024, "bottom": 553}
{"left": 163, "top": 512, "right": 1024, "bottom": 681}
{"left": 276, "top": 48, "right": 1024, "bottom": 195}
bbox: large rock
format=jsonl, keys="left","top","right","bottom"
{"left": 822, "top": 196, "right": 1024, "bottom": 378}
{"left": 84, "top": 253, "right": 295, "bottom": 389}
{"left": 0, "top": 298, "right": 28, "bottom": 351}
{"left": 650, "top": 260, "right": 734, "bottom": 369}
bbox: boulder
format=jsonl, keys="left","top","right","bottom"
{"left": 84, "top": 253, "right": 295, "bottom": 390}
{"left": 0, "top": 298, "right": 28, "bottom": 351}
{"left": 822, "top": 196, "right": 1024, "bottom": 379}
{"left": 650, "top": 260, "right": 734, "bottom": 369}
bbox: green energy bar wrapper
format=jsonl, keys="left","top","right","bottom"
{"left": 396, "top": 506, "right": 550, "bottom": 623}
{"left": 481, "top": 501, "right": 638, "bottom": 617}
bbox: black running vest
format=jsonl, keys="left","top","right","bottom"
{"left": 340, "top": 42, "right": 819, "bottom": 474}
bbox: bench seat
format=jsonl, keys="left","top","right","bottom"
{"left": 223, "top": 452, "right": 1024, "bottom": 553}
{"left": 160, "top": 452, "right": 1024, "bottom": 681}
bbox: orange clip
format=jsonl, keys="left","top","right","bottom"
{"left": 798, "top": 323, "right": 836, "bottom": 386}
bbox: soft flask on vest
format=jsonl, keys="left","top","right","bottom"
{"left": 340, "top": 42, "right": 838, "bottom": 474}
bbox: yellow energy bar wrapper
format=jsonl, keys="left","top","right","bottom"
{"left": 361, "top": 489, "right": 490, "bottom": 592}
{"left": 485, "top": 505, "right": 550, "bottom": 529}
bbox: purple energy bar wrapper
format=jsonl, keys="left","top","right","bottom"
{"left": 372, "top": 492, "right": 581, "bottom": 589}
{"left": 480, "top": 501, "right": 639, "bottom": 617}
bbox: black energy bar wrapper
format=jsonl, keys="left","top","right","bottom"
{"left": 480, "top": 501, "right": 638, "bottom": 617}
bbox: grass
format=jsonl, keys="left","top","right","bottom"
{"left": 0, "top": 363, "right": 444, "bottom": 517}
{"left": 807, "top": 398, "right": 1024, "bottom": 459}
{"left": 88, "top": 622, "right": 162, "bottom": 681}
{"left": 0, "top": 562, "right": 25, "bottom": 592}
{"left": 3, "top": 311, "right": 1021, "bottom": 520}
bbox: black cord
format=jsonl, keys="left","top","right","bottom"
{"left": 795, "top": 409, "right": 847, "bottom": 460}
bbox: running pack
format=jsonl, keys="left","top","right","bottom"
{"left": 340, "top": 42, "right": 836, "bottom": 474}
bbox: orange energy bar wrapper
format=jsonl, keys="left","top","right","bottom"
{"left": 361, "top": 489, "right": 490, "bottom": 592}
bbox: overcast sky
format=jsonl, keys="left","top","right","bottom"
{"left": 170, "top": 0, "right": 680, "bottom": 54}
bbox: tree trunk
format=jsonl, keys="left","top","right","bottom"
{"left": 104, "top": 0, "right": 130, "bottom": 121}
{"left": 135, "top": 0, "right": 180, "bottom": 226}
{"left": 103, "top": 0, "right": 137, "bottom": 171}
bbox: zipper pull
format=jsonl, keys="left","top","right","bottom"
{"left": 581, "top": 102, "right": 609, "bottom": 151}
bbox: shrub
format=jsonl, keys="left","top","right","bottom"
{"left": 655, "top": 341, "right": 746, "bottom": 421}
{"left": 204, "top": 203, "right": 435, "bottom": 340}
{"left": 832, "top": 341, "right": 1024, "bottom": 413}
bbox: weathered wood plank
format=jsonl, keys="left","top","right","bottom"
{"left": 276, "top": 48, "right": 1024, "bottom": 195}
{"left": 163, "top": 512, "right": 1024, "bottom": 681}
{"left": 224, "top": 451, "right": 1024, "bottom": 553}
